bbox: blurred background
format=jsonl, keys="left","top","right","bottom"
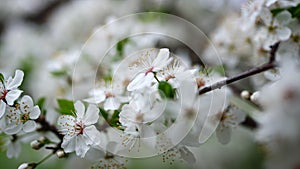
{"left": 0, "top": 0, "right": 269, "bottom": 169}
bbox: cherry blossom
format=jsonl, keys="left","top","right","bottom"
{"left": 127, "top": 48, "right": 172, "bottom": 92}
{"left": 0, "top": 70, "right": 24, "bottom": 118}
{"left": 57, "top": 101, "right": 101, "bottom": 158}
{"left": 4, "top": 95, "right": 40, "bottom": 135}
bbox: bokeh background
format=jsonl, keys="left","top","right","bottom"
{"left": 0, "top": 0, "right": 269, "bottom": 168}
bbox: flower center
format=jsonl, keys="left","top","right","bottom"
{"left": 145, "top": 67, "right": 154, "bottom": 75}
{"left": 75, "top": 121, "right": 85, "bottom": 135}
{"left": 165, "top": 75, "right": 175, "bottom": 81}
{"left": 196, "top": 78, "right": 205, "bottom": 88}
{"left": 21, "top": 114, "right": 30, "bottom": 123}
{"left": 0, "top": 89, "right": 8, "bottom": 100}
{"left": 135, "top": 112, "right": 144, "bottom": 123}
{"left": 105, "top": 92, "right": 114, "bottom": 98}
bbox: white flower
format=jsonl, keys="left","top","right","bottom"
{"left": 127, "top": 48, "right": 172, "bottom": 91}
{"left": 119, "top": 98, "right": 164, "bottom": 137}
{"left": 216, "top": 107, "right": 246, "bottom": 144}
{"left": 4, "top": 95, "right": 40, "bottom": 135}
{"left": 0, "top": 70, "right": 24, "bottom": 118}
{"left": 57, "top": 101, "right": 101, "bottom": 158}
{"left": 256, "top": 59, "right": 300, "bottom": 169}
{"left": 84, "top": 82, "right": 128, "bottom": 111}
{"left": 255, "top": 9, "right": 292, "bottom": 49}
{"left": 241, "top": 0, "right": 265, "bottom": 31}
{"left": 159, "top": 58, "right": 196, "bottom": 88}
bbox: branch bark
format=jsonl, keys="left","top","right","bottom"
{"left": 199, "top": 42, "right": 280, "bottom": 95}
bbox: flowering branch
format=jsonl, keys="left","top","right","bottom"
{"left": 36, "top": 115, "right": 63, "bottom": 140}
{"left": 198, "top": 42, "right": 280, "bottom": 95}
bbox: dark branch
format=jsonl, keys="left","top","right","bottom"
{"left": 199, "top": 42, "right": 280, "bottom": 95}
{"left": 269, "top": 42, "right": 280, "bottom": 63}
{"left": 241, "top": 115, "right": 259, "bottom": 130}
{"left": 36, "top": 115, "right": 63, "bottom": 140}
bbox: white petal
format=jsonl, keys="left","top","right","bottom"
{"left": 61, "top": 137, "right": 76, "bottom": 153}
{"left": 152, "top": 48, "right": 172, "bottom": 70}
{"left": 5, "top": 90, "right": 22, "bottom": 105}
{"left": 179, "top": 146, "right": 196, "bottom": 163}
{"left": 119, "top": 104, "right": 137, "bottom": 123}
{"left": 6, "top": 70, "right": 24, "bottom": 90}
{"left": 57, "top": 115, "right": 76, "bottom": 132}
{"left": 29, "top": 106, "right": 41, "bottom": 119}
{"left": 7, "top": 142, "right": 21, "bottom": 158}
{"left": 137, "top": 125, "right": 156, "bottom": 148}
{"left": 5, "top": 124, "right": 23, "bottom": 135}
{"left": 104, "top": 98, "right": 120, "bottom": 111}
{"left": 260, "top": 8, "right": 272, "bottom": 26}
{"left": 84, "top": 125, "right": 101, "bottom": 145}
{"left": 0, "top": 101, "right": 6, "bottom": 118}
{"left": 216, "top": 124, "right": 232, "bottom": 145}
{"left": 20, "top": 95, "right": 34, "bottom": 113}
{"left": 277, "top": 27, "right": 291, "bottom": 41}
{"left": 74, "top": 101, "right": 85, "bottom": 119}
{"left": 75, "top": 135, "right": 90, "bottom": 158}
{"left": 275, "top": 10, "right": 292, "bottom": 26}
{"left": 84, "top": 89, "right": 105, "bottom": 104}
{"left": 127, "top": 73, "right": 145, "bottom": 91}
{"left": 129, "top": 73, "right": 153, "bottom": 92}
{"left": 232, "top": 110, "right": 246, "bottom": 123}
{"left": 82, "top": 104, "right": 99, "bottom": 125}
{"left": 23, "top": 120, "right": 36, "bottom": 133}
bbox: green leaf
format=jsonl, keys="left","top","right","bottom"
{"left": 100, "top": 107, "right": 109, "bottom": 120}
{"left": 100, "top": 108, "right": 121, "bottom": 127}
{"left": 158, "top": 81, "right": 176, "bottom": 99}
{"left": 116, "top": 38, "right": 129, "bottom": 57}
{"left": 36, "top": 97, "right": 47, "bottom": 115}
{"left": 56, "top": 99, "right": 75, "bottom": 115}
{"left": 271, "top": 3, "right": 300, "bottom": 18}
{"left": 110, "top": 110, "right": 120, "bottom": 127}
{"left": 0, "top": 73, "right": 4, "bottom": 83}
{"left": 51, "top": 69, "right": 68, "bottom": 77}
{"left": 288, "top": 3, "right": 300, "bottom": 18}
{"left": 271, "top": 8, "right": 285, "bottom": 16}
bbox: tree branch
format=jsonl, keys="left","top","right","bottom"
{"left": 36, "top": 115, "right": 63, "bottom": 140}
{"left": 199, "top": 42, "right": 280, "bottom": 95}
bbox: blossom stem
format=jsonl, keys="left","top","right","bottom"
{"left": 36, "top": 115, "right": 64, "bottom": 140}
{"left": 241, "top": 115, "right": 258, "bottom": 130}
{"left": 153, "top": 73, "right": 160, "bottom": 83}
{"left": 199, "top": 42, "right": 280, "bottom": 95}
{"left": 36, "top": 153, "right": 53, "bottom": 166}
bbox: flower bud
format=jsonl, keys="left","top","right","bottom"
{"left": 250, "top": 91, "right": 260, "bottom": 103}
{"left": 30, "top": 140, "right": 43, "bottom": 150}
{"left": 38, "top": 136, "right": 47, "bottom": 143}
{"left": 56, "top": 150, "right": 66, "bottom": 158}
{"left": 241, "top": 90, "right": 250, "bottom": 99}
{"left": 18, "top": 163, "right": 36, "bottom": 169}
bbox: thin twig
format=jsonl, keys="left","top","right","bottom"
{"left": 36, "top": 115, "right": 64, "bottom": 140}
{"left": 269, "top": 42, "right": 280, "bottom": 63}
{"left": 199, "top": 42, "right": 280, "bottom": 95}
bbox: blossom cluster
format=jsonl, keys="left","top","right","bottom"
{"left": 0, "top": 0, "right": 299, "bottom": 169}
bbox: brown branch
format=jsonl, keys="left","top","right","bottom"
{"left": 36, "top": 115, "right": 63, "bottom": 140}
{"left": 269, "top": 42, "right": 280, "bottom": 63}
{"left": 199, "top": 42, "right": 280, "bottom": 95}
{"left": 241, "top": 115, "right": 258, "bottom": 130}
